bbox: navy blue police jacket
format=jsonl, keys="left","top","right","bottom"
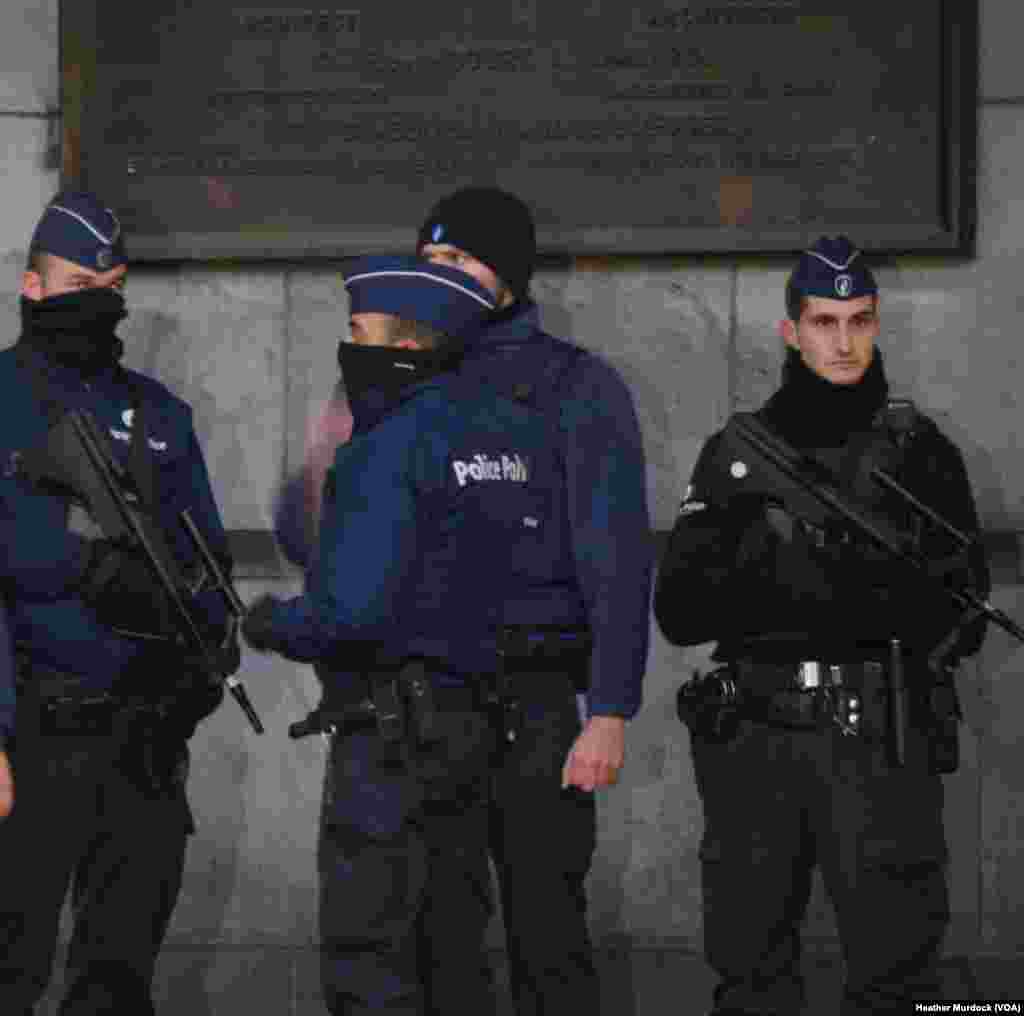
{"left": 0, "top": 344, "right": 231, "bottom": 692}
{"left": 271, "top": 303, "right": 652, "bottom": 718}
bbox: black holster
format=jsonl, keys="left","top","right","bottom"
{"left": 292, "top": 661, "right": 440, "bottom": 747}
{"left": 676, "top": 667, "right": 743, "bottom": 743}
{"left": 924, "top": 678, "right": 961, "bottom": 774}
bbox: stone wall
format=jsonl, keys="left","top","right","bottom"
{"left": 1, "top": 3, "right": 1021, "bottom": 988}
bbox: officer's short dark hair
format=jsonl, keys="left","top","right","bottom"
{"left": 785, "top": 279, "right": 807, "bottom": 323}
{"left": 785, "top": 282, "right": 878, "bottom": 323}
{"left": 25, "top": 250, "right": 52, "bottom": 276}
{"left": 390, "top": 316, "right": 452, "bottom": 351}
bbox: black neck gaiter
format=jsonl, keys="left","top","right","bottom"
{"left": 19, "top": 289, "right": 127, "bottom": 376}
{"left": 337, "top": 341, "right": 460, "bottom": 432}
{"left": 762, "top": 347, "right": 889, "bottom": 448}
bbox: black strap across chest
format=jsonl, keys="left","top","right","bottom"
{"left": 14, "top": 347, "right": 161, "bottom": 511}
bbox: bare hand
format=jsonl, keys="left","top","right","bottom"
{"left": 0, "top": 751, "right": 13, "bottom": 820}
{"left": 561, "top": 716, "right": 626, "bottom": 792}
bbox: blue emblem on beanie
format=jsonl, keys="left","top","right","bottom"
{"left": 343, "top": 255, "right": 496, "bottom": 335}
{"left": 790, "top": 236, "right": 877, "bottom": 302}
{"left": 431, "top": 223, "right": 445, "bottom": 244}
{"left": 29, "top": 190, "right": 127, "bottom": 272}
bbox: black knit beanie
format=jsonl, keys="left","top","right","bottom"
{"left": 417, "top": 187, "right": 536, "bottom": 301}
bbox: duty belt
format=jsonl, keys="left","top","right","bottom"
{"left": 293, "top": 634, "right": 588, "bottom": 747}
{"left": 731, "top": 659, "right": 883, "bottom": 735}
{"left": 290, "top": 669, "right": 485, "bottom": 743}
{"left": 496, "top": 624, "right": 592, "bottom": 671}
{"left": 734, "top": 640, "right": 910, "bottom": 765}
{"left": 15, "top": 659, "right": 160, "bottom": 737}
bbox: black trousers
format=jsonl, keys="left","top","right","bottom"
{"left": 488, "top": 681, "right": 599, "bottom": 1016}
{"left": 691, "top": 717, "right": 949, "bottom": 1016}
{"left": 319, "top": 709, "right": 497, "bottom": 1015}
{"left": 0, "top": 704, "right": 191, "bottom": 1015}
{"left": 317, "top": 678, "right": 598, "bottom": 1016}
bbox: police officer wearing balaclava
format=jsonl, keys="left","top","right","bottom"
{"left": 654, "top": 237, "right": 990, "bottom": 1014}
{"left": 244, "top": 255, "right": 600, "bottom": 1014}
{"left": 0, "top": 191, "right": 239, "bottom": 1014}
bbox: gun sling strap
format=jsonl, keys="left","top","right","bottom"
{"left": 14, "top": 345, "right": 161, "bottom": 513}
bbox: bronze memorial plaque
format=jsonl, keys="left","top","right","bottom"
{"left": 61, "top": 1, "right": 976, "bottom": 259}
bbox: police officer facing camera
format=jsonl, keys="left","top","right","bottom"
{"left": 654, "top": 237, "right": 990, "bottom": 1016}
{"left": 416, "top": 187, "right": 652, "bottom": 1015}
{"left": 0, "top": 191, "right": 239, "bottom": 1015}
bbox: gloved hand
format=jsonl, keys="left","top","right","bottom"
{"left": 163, "top": 669, "right": 225, "bottom": 741}
{"left": 241, "top": 594, "right": 283, "bottom": 652}
{"left": 78, "top": 539, "right": 171, "bottom": 635}
{"left": 79, "top": 539, "right": 152, "bottom": 598}
{"left": 207, "top": 633, "right": 242, "bottom": 678}
{"left": 187, "top": 618, "right": 242, "bottom": 678}
{"left": 727, "top": 495, "right": 789, "bottom": 568}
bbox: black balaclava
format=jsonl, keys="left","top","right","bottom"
{"left": 19, "top": 289, "right": 127, "bottom": 376}
{"left": 336, "top": 342, "right": 461, "bottom": 431}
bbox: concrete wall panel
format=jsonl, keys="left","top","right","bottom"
{"left": 0, "top": 0, "right": 57, "bottom": 114}
{"left": 981, "top": 1, "right": 1024, "bottom": 101}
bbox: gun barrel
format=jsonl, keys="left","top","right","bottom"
{"left": 180, "top": 509, "right": 247, "bottom": 617}
{"left": 870, "top": 468, "right": 973, "bottom": 550}
{"left": 225, "top": 676, "right": 265, "bottom": 734}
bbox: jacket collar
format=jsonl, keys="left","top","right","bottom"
{"left": 465, "top": 300, "right": 540, "bottom": 349}
{"left": 349, "top": 375, "right": 447, "bottom": 435}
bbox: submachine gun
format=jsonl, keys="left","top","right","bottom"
{"left": 21, "top": 408, "right": 264, "bottom": 734}
{"left": 707, "top": 412, "right": 1024, "bottom": 764}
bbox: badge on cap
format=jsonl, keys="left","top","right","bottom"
{"left": 96, "top": 247, "right": 114, "bottom": 271}
{"left": 835, "top": 274, "right": 853, "bottom": 298}
{"left": 431, "top": 223, "right": 445, "bottom": 243}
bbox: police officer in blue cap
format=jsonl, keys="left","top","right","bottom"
{"left": 0, "top": 191, "right": 239, "bottom": 1014}
{"left": 654, "top": 237, "right": 990, "bottom": 1014}
{"left": 416, "top": 186, "right": 652, "bottom": 1015}
{"left": 244, "top": 254, "right": 608, "bottom": 1014}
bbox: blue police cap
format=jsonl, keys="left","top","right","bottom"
{"left": 29, "top": 190, "right": 127, "bottom": 272}
{"left": 343, "top": 255, "right": 496, "bottom": 334}
{"left": 789, "top": 236, "right": 877, "bottom": 301}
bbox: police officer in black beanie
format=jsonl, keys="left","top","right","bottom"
{"left": 654, "top": 237, "right": 990, "bottom": 1015}
{"left": 418, "top": 187, "right": 653, "bottom": 1014}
